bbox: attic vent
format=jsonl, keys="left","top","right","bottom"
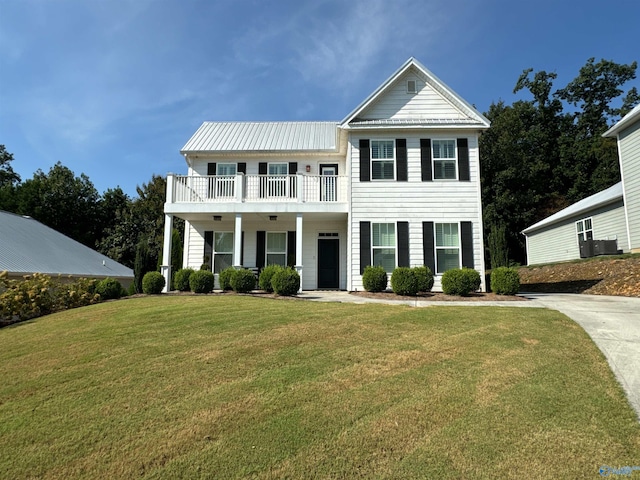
{"left": 407, "top": 80, "right": 417, "bottom": 94}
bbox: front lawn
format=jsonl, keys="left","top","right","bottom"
{"left": 1, "top": 296, "right": 638, "bottom": 479}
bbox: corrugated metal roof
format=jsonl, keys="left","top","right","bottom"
{"left": 181, "top": 121, "right": 340, "bottom": 153}
{"left": 0, "top": 211, "right": 133, "bottom": 278}
{"left": 522, "top": 182, "right": 623, "bottom": 234}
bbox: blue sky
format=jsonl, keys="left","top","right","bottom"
{"left": 1, "top": 0, "right": 639, "bottom": 197}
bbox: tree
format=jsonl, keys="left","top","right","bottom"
{"left": 0, "top": 145, "right": 20, "bottom": 188}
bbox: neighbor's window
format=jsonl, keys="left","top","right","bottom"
{"left": 372, "top": 223, "right": 396, "bottom": 272}
{"left": 266, "top": 232, "right": 287, "bottom": 266}
{"left": 371, "top": 140, "right": 395, "bottom": 180}
{"left": 213, "top": 232, "right": 233, "bottom": 273}
{"left": 576, "top": 218, "right": 593, "bottom": 243}
{"left": 435, "top": 223, "right": 460, "bottom": 273}
{"left": 432, "top": 140, "right": 457, "bottom": 180}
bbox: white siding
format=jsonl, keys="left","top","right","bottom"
{"left": 526, "top": 201, "right": 628, "bottom": 265}
{"left": 619, "top": 120, "right": 640, "bottom": 251}
{"left": 360, "top": 71, "right": 469, "bottom": 121}
{"left": 348, "top": 132, "right": 485, "bottom": 292}
{"left": 189, "top": 155, "right": 346, "bottom": 177}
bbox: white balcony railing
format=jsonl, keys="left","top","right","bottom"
{"left": 171, "top": 174, "right": 347, "bottom": 204}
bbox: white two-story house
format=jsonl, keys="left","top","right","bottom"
{"left": 161, "top": 58, "right": 490, "bottom": 292}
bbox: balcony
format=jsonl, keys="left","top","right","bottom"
{"left": 166, "top": 174, "right": 348, "bottom": 213}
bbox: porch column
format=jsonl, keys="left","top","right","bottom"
{"left": 295, "top": 213, "right": 303, "bottom": 292}
{"left": 161, "top": 213, "right": 173, "bottom": 293}
{"left": 234, "top": 213, "right": 242, "bottom": 268}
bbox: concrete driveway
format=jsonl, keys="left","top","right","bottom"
{"left": 523, "top": 293, "right": 640, "bottom": 420}
{"left": 300, "top": 291, "right": 640, "bottom": 419}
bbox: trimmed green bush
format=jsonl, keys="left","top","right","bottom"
{"left": 230, "top": 268, "right": 256, "bottom": 293}
{"left": 490, "top": 267, "right": 520, "bottom": 295}
{"left": 218, "top": 267, "right": 235, "bottom": 291}
{"left": 142, "top": 271, "right": 165, "bottom": 294}
{"left": 189, "top": 270, "right": 215, "bottom": 294}
{"left": 174, "top": 268, "right": 194, "bottom": 292}
{"left": 441, "top": 268, "right": 481, "bottom": 296}
{"left": 362, "top": 265, "right": 388, "bottom": 292}
{"left": 271, "top": 268, "right": 300, "bottom": 296}
{"left": 127, "top": 282, "right": 137, "bottom": 296}
{"left": 95, "top": 277, "right": 123, "bottom": 300}
{"left": 258, "top": 264, "right": 283, "bottom": 293}
{"left": 390, "top": 267, "right": 419, "bottom": 296}
{"left": 414, "top": 266, "right": 434, "bottom": 292}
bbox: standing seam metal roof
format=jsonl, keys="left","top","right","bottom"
{"left": 0, "top": 210, "right": 133, "bottom": 278}
{"left": 181, "top": 121, "right": 340, "bottom": 153}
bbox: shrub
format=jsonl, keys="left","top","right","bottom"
{"left": 230, "top": 268, "right": 256, "bottom": 293}
{"left": 95, "top": 277, "right": 123, "bottom": 300}
{"left": 271, "top": 268, "right": 300, "bottom": 296}
{"left": 413, "top": 266, "right": 434, "bottom": 292}
{"left": 174, "top": 268, "right": 194, "bottom": 292}
{"left": 127, "top": 282, "right": 137, "bottom": 296}
{"left": 55, "top": 278, "right": 100, "bottom": 310}
{"left": 490, "top": 267, "right": 520, "bottom": 295}
{"left": 218, "top": 267, "right": 235, "bottom": 291}
{"left": 189, "top": 270, "right": 215, "bottom": 293}
{"left": 142, "top": 271, "right": 165, "bottom": 294}
{"left": 362, "top": 265, "right": 388, "bottom": 292}
{"left": 259, "top": 264, "right": 283, "bottom": 292}
{"left": 390, "top": 267, "right": 419, "bottom": 296}
{"left": 441, "top": 268, "right": 481, "bottom": 296}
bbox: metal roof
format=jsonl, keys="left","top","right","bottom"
{"left": 522, "top": 182, "right": 623, "bottom": 234}
{"left": 603, "top": 103, "right": 640, "bottom": 137}
{"left": 181, "top": 121, "right": 340, "bottom": 153}
{"left": 347, "top": 118, "right": 485, "bottom": 128}
{"left": 0, "top": 211, "right": 133, "bottom": 279}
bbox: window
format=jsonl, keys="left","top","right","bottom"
{"left": 213, "top": 232, "right": 233, "bottom": 273}
{"left": 432, "top": 140, "right": 457, "bottom": 179}
{"left": 372, "top": 223, "right": 396, "bottom": 272}
{"left": 268, "top": 163, "right": 288, "bottom": 197}
{"left": 215, "top": 163, "right": 236, "bottom": 197}
{"left": 266, "top": 232, "right": 287, "bottom": 266}
{"left": 576, "top": 218, "right": 593, "bottom": 243}
{"left": 435, "top": 223, "right": 460, "bottom": 273}
{"left": 371, "top": 140, "right": 395, "bottom": 180}
{"left": 407, "top": 80, "right": 417, "bottom": 93}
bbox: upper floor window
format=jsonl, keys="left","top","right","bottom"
{"left": 576, "top": 218, "right": 593, "bottom": 243}
{"left": 435, "top": 223, "right": 460, "bottom": 273}
{"left": 216, "top": 163, "right": 236, "bottom": 176}
{"left": 372, "top": 223, "right": 396, "bottom": 273}
{"left": 371, "top": 140, "right": 395, "bottom": 180}
{"left": 433, "top": 140, "right": 457, "bottom": 180}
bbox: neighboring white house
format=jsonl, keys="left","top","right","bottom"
{"left": 523, "top": 103, "right": 640, "bottom": 264}
{"left": 0, "top": 210, "right": 134, "bottom": 285}
{"left": 162, "top": 58, "right": 490, "bottom": 291}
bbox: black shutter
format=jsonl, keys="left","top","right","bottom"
{"left": 457, "top": 138, "right": 470, "bottom": 181}
{"left": 287, "top": 231, "right": 296, "bottom": 267}
{"left": 288, "top": 162, "right": 297, "bottom": 174}
{"left": 422, "top": 222, "right": 435, "bottom": 273}
{"left": 397, "top": 221, "right": 409, "bottom": 267}
{"left": 207, "top": 163, "right": 216, "bottom": 176}
{"left": 461, "top": 221, "right": 474, "bottom": 268}
{"left": 396, "top": 139, "right": 407, "bottom": 181}
{"left": 421, "top": 139, "right": 432, "bottom": 181}
{"left": 360, "top": 221, "right": 371, "bottom": 274}
{"left": 237, "top": 163, "right": 246, "bottom": 174}
{"left": 204, "top": 231, "right": 213, "bottom": 270}
{"left": 240, "top": 231, "right": 245, "bottom": 266}
{"left": 256, "top": 231, "right": 266, "bottom": 270}
{"left": 359, "top": 139, "right": 370, "bottom": 182}
{"left": 258, "top": 163, "right": 267, "bottom": 198}
{"left": 288, "top": 163, "right": 298, "bottom": 198}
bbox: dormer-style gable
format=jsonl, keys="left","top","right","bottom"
{"left": 341, "top": 57, "right": 490, "bottom": 130}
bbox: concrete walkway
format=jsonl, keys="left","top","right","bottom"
{"left": 297, "top": 291, "right": 640, "bottom": 419}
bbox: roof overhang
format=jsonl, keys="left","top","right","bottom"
{"left": 603, "top": 103, "right": 640, "bottom": 137}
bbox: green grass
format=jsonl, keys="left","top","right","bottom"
{"left": 519, "top": 252, "right": 640, "bottom": 270}
{"left": 1, "top": 296, "right": 639, "bottom": 479}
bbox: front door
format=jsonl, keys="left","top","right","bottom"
{"left": 317, "top": 238, "right": 339, "bottom": 289}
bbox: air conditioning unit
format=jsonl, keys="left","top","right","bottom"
{"left": 579, "top": 239, "right": 594, "bottom": 258}
{"left": 593, "top": 239, "right": 618, "bottom": 256}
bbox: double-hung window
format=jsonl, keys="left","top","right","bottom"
{"left": 213, "top": 232, "right": 234, "bottom": 273}
{"left": 216, "top": 163, "right": 236, "bottom": 197}
{"left": 268, "top": 163, "right": 288, "bottom": 197}
{"left": 576, "top": 218, "right": 593, "bottom": 243}
{"left": 435, "top": 223, "right": 460, "bottom": 273}
{"left": 432, "top": 140, "right": 457, "bottom": 180}
{"left": 266, "top": 232, "right": 287, "bottom": 266}
{"left": 372, "top": 223, "right": 396, "bottom": 272}
{"left": 371, "top": 140, "right": 395, "bottom": 180}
